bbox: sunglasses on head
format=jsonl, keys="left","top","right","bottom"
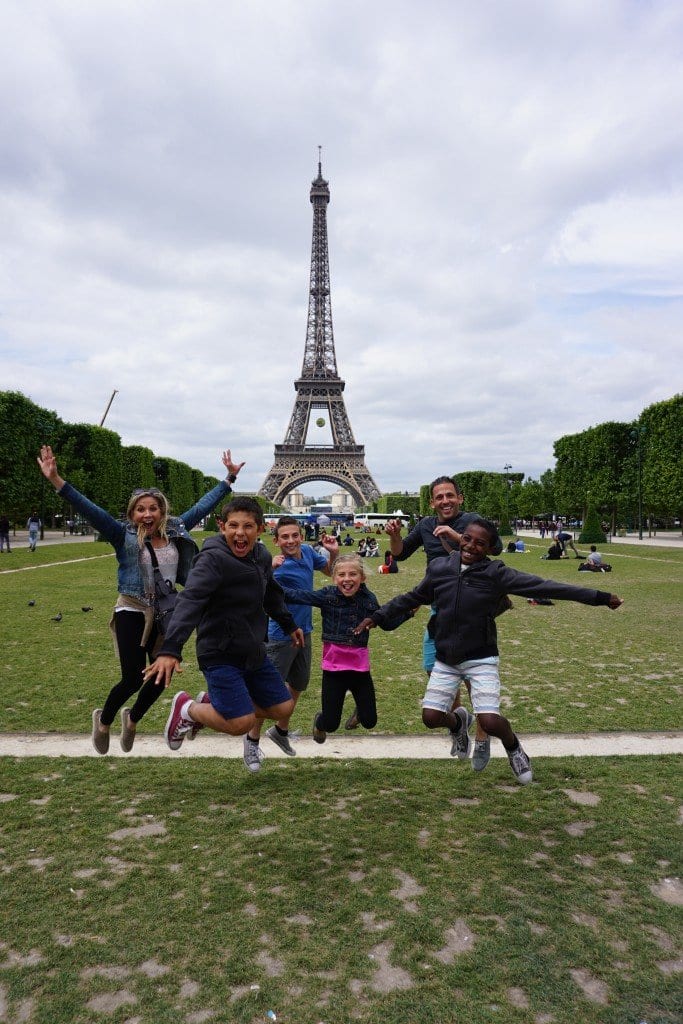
{"left": 130, "top": 488, "right": 164, "bottom": 499}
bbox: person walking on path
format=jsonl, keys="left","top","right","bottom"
{"left": 26, "top": 512, "right": 41, "bottom": 551}
{"left": 0, "top": 515, "right": 11, "bottom": 553}
{"left": 357, "top": 517, "right": 623, "bottom": 786}
{"left": 252, "top": 515, "right": 339, "bottom": 758}
{"left": 36, "top": 444, "right": 242, "bottom": 755}
{"left": 142, "top": 497, "right": 304, "bottom": 773}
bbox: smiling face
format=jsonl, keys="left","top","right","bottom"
{"left": 274, "top": 523, "right": 304, "bottom": 559}
{"left": 219, "top": 511, "right": 263, "bottom": 558}
{"left": 332, "top": 556, "right": 364, "bottom": 598}
{"left": 130, "top": 496, "right": 164, "bottom": 536}
{"left": 459, "top": 523, "right": 493, "bottom": 565}
{"left": 430, "top": 482, "right": 464, "bottom": 523}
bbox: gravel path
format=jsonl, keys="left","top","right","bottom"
{"left": 1, "top": 731, "right": 681, "bottom": 760}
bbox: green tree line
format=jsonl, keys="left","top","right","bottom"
{"left": 0, "top": 391, "right": 281, "bottom": 529}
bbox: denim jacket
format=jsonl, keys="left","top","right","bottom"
{"left": 58, "top": 479, "right": 231, "bottom": 600}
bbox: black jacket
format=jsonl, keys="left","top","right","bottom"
{"left": 159, "top": 537, "right": 297, "bottom": 671}
{"left": 372, "top": 552, "right": 613, "bottom": 665}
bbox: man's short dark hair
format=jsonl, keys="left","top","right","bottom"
{"left": 219, "top": 496, "right": 264, "bottom": 526}
{"left": 430, "top": 475, "right": 463, "bottom": 497}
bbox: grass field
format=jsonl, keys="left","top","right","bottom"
{"left": 1, "top": 532, "right": 681, "bottom": 736}
{"left": 0, "top": 531, "right": 681, "bottom": 1023}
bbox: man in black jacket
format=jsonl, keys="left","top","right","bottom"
{"left": 358, "top": 517, "right": 623, "bottom": 785}
{"left": 144, "top": 497, "right": 304, "bottom": 772}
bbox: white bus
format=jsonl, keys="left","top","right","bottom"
{"left": 354, "top": 511, "right": 412, "bottom": 529}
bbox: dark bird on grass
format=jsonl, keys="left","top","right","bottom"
{"left": 28, "top": 600, "right": 36, "bottom": 606}
{"left": 81, "top": 606, "right": 93, "bottom": 612}
{"left": 51, "top": 612, "right": 63, "bottom": 622}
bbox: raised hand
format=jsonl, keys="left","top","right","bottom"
{"left": 222, "top": 450, "right": 245, "bottom": 479}
{"left": 36, "top": 445, "right": 65, "bottom": 490}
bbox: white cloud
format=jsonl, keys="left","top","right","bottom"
{"left": 1, "top": 0, "right": 682, "bottom": 498}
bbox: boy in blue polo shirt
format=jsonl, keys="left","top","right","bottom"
{"left": 251, "top": 516, "right": 338, "bottom": 760}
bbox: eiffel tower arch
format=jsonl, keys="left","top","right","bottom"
{"left": 260, "top": 157, "right": 381, "bottom": 508}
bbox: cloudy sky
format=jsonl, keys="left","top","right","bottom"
{"left": 2, "top": 0, "right": 681, "bottom": 498}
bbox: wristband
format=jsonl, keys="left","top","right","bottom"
{"left": 228, "top": 473, "right": 237, "bottom": 484}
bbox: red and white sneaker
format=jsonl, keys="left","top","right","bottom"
{"left": 164, "top": 691, "right": 193, "bottom": 751}
{"left": 186, "top": 690, "right": 211, "bottom": 741}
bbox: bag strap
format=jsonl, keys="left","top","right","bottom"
{"left": 144, "top": 539, "right": 161, "bottom": 569}
{"left": 144, "top": 540, "right": 168, "bottom": 585}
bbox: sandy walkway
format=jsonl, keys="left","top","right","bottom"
{"left": 1, "top": 730, "right": 681, "bottom": 760}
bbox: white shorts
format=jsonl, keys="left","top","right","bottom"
{"left": 422, "top": 657, "right": 501, "bottom": 715}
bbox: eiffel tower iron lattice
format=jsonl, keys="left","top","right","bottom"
{"left": 259, "top": 159, "right": 381, "bottom": 508}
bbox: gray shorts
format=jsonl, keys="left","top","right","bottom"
{"left": 266, "top": 633, "right": 313, "bottom": 693}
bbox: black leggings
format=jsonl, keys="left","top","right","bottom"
{"left": 101, "top": 611, "right": 162, "bottom": 726}
{"left": 319, "top": 669, "right": 377, "bottom": 732}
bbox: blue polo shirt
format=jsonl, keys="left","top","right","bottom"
{"left": 268, "top": 545, "right": 329, "bottom": 640}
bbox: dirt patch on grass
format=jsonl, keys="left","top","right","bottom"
{"left": 368, "top": 940, "right": 414, "bottom": 992}
{"left": 432, "top": 919, "right": 476, "bottom": 963}
{"left": 651, "top": 876, "right": 683, "bottom": 906}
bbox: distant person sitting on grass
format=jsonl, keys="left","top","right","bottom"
{"left": 355, "top": 517, "right": 623, "bottom": 785}
{"left": 579, "top": 545, "right": 612, "bottom": 573}
{"left": 586, "top": 545, "right": 602, "bottom": 567}
{"left": 378, "top": 550, "right": 398, "bottom": 574}
{"left": 282, "top": 554, "right": 411, "bottom": 742}
{"left": 143, "top": 498, "right": 304, "bottom": 772}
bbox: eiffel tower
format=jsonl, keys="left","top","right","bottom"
{"left": 259, "top": 156, "right": 381, "bottom": 508}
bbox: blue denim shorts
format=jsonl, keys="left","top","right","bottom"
{"left": 202, "top": 658, "right": 290, "bottom": 719}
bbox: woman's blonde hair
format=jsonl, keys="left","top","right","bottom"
{"left": 126, "top": 488, "right": 170, "bottom": 545}
{"left": 332, "top": 553, "right": 366, "bottom": 580}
